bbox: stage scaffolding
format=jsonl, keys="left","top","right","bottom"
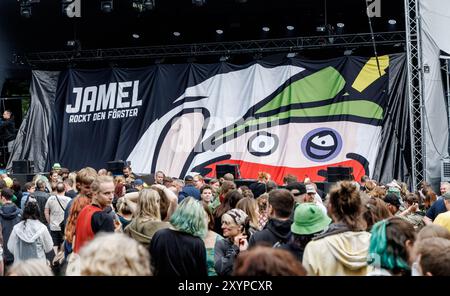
{"left": 405, "top": 0, "right": 425, "bottom": 190}
{"left": 24, "top": 31, "right": 405, "bottom": 65}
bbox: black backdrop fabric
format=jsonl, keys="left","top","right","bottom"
{"left": 9, "top": 54, "right": 411, "bottom": 186}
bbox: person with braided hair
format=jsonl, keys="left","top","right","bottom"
{"left": 302, "top": 181, "right": 370, "bottom": 275}
{"left": 367, "top": 217, "right": 416, "bottom": 276}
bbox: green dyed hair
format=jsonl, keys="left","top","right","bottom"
{"left": 170, "top": 197, "right": 208, "bottom": 238}
{"left": 368, "top": 218, "right": 415, "bottom": 273}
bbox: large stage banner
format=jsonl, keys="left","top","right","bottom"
{"left": 10, "top": 54, "right": 411, "bottom": 185}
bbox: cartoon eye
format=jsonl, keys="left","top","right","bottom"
{"left": 301, "top": 128, "right": 342, "bottom": 162}
{"left": 311, "top": 135, "right": 335, "bottom": 148}
{"left": 248, "top": 132, "right": 279, "bottom": 157}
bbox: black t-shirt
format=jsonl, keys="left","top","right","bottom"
{"left": 150, "top": 228, "right": 207, "bottom": 276}
{"left": 425, "top": 199, "right": 447, "bottom": 221}
{"left": 91, "top": 205, "right": 115, "bottom": 234}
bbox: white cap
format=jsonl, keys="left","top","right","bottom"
{"left": 306, "top": 184, "right": 316, "bottom": 194}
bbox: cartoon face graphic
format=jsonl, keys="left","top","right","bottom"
{"left": 127, "top": 56, "right": 389, "bottom": 184}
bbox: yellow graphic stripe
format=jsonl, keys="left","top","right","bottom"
{"left": 352, "top": 55, "right": 389, "bottom": 93}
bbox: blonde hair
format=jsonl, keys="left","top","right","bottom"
{"left": 90, "top": 175, "right": 114, "bottom": 193}
{"left": 7, "top": 259, "right": 53, "bottom": 276}
{"left": 136, "top": 189, "right": 161, "bottom": 221}
{"left": 79, "top": 233, "right": 152, "bottom": 276}
{"left": 236, "top": 198, "right": 260, "bottom": 231}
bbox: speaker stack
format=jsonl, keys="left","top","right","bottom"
{"left": 216, "top": 164, "right": 241, "bottom": 179}
{"left": 326, "top": 166, "right": 353, "bottom": 182}
{"left": 11, "top": 160, "right": 35, "bottom": 189}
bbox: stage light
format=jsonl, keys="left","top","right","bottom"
{"left": 19, "top": 0, "right": 40, "bottom": 18}
{"left": 219, "top": 56, "right": 229, "bottom": 62}
{"left": 132, "top": 33, "right": 140, "bottom": 39}
{"left": 133, "top": 0, "right": 155, "bottom": 12}
{"left": 262, "top": 27, "right": 270, "bottom": 32}
{"left": 173, "top": 31, "right": 181, "bottom": 37}
{"left": 192, "top": 0, "right": 206, "bottom": 6}
{"left": 336, "top": 23, "right": 345, "bottom": 34}
{"left": 286, "top": 52, "right": 297, "bottom": 58}
{"left": 101, "top": 1, "right": 113, "bottom": 13}
{"left": 388, "top": 19, "right": 397, "bottom": 25}
{"left": 316, "top": 26, "right": 326, "bottom": 32}
{"left": 236, "top": 0, "right": 248, "bottom": 3}
{"left": 286, "top": 25, "right": 295, "bottom": 31}
{"left": 216, "top": 29, "right": 224, "bottom": 35}
{"left": 344, "top": 49, "right": 353, "bottom": 56}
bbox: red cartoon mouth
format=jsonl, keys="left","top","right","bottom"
{"left": 203, "top": 158, "right": 367, "bottom": 185}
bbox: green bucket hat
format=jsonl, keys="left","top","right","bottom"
{"left": 291, "top": 203, "right": 332, "bottom": 235}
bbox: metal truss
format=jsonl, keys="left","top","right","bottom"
{"left": 405, "top": 0, "right": 425, "bottom": 189}
{"left": 24, "top": 31, "right": 405, "bottom": 65}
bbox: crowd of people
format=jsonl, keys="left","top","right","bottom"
{"left": 0, "top": 165, "right": 449, "bottom": 276}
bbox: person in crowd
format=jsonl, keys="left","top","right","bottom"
{"left": 249, "top": 189, "right": 294, "bottom": 248}
{"left": 421, "top": 186, "right": 437, "bottom": 210}
{"left": 213, "top": 190, "right": 243, "bottom": 236}
{"left": 60, "top": 168, "right": 70, "bottom": 180}
{"left": 97, "top": 169, "right": 108, "bottom": 176}
{"left": 124, "top": 189, "right": 170, "bottom": 248}
{"left": 115, "top": 197, "right": 133, "bottom": 231}
{"left": 236, "top": 197, "right": 261, "bottom": 237}
{"left": 154, "top": 171, "right": 165, "bottom": 185}
{"left": 151, "top": 184, "right": 178, "bottom": 221}
{"left": 20, "top": 182, "right": 35, "bottom": 210}
{"left": 64, "top": 196, "right": 92, "bottom": 256}
{"left": 222, "top": 173, "right": 235, "bottom": 183}
{"left": 360, "top": 175, "right": 370, "bottom": 192}
{"left": 362, "top": 197, "right": 392, "bottom": 231}
{"left": 178, "top": 175, "right": 200, "bottom": 202}
{"left": 383, "top": 193, "right": 402, "bottom": 216}
{"left": 367, "top": 217, "right": 416, "bottom": 276}
{"left": 398, "top": 193, "right": 425, "bottom": 230}
{"left": 367, "top": 185, "right": 387, "bottom": 199}
{"left": 79, "top": 233, "right": 152, "bottom": 276}
{"left": 11, "top": 180, "right": 22, "bottom": 208}
{"left": 73, "top": 176, "right": 117, "bottom": 253}
{"left": 286, "top": 182, "right": 307, "bottom": 204}
{"left": 283, "top": 203, "right": 331, "bottom": 262}
{"left": 217, "top": 180, "right": 236, "bottom": 204}
{"left": 200, "top": 185, "right": 214, "bottom": 209}
{"left": 214, "top": 208, "right": 249, "bottom": 276}
{"left": 162, "top": 176, "right": 173, "bottom": 188}
{"left": 241, "top": 188, "right": 254, "bottom": 199}
{"left": 150, "top": 197, "right": 208, "bottom": 276}
{"left": 413, "top": 237, "right": 450, "bottom": 276}
{"left": 0, "top": 110, "right": 16, "bottom": 146}
{"left": 63, "top": 178, "right": 77, "bottom": 199}
{"left": 168, "top": 178, "right": 184, "bottom": 196}
{"left": 0, "top": 188, "right": 22, "bottom": 269}
{"left": 0, "top": 232, "right": 3, "bottom": 276}
{"left": 423, "top": 191, "right": 448, "bottom": 225}
{"left": 282, "top": 174, "right": 298, "bottom": 186}
{"left": 416, "top": 224, "right": 450, "bottom": 241}
{"left": 193, "top": 174, "right": 206, "bottom": 190}
{"left": 6, "top": 258, "right": 54, "bottom": 276}
{"left": 44, "top": 182, "right": 71, "bottom": 254}
{"left": 265, "top": 180, "right": 278, "bottom": 193}
{"left": 433, "top": 191, "right": 450, "bottom": 232}
{"left": 7, "top": 199, "right": 53, "bottom": 263}
{"left": 233, "top": 246, "right": 306, "bottom": 276}
{"left": 302, "top": 181, "right": 370, "bottom": 276}
{"left": 249, "top": 172, "right": 270, "bottom": 198}
{"left": 33, "top": 179, "right": 50, "bottom": 226}
{"left": 123, "top": 165, "right": 137, "bottom": 184}
{"left": 49, "top": 170, "right": 60, "bottom": 189}
{"left": 304, "top": 184, "right": 327, "bottom": 214}
{"left": 256, "top": 193, "right": 269, "bottom": 229}
{"left": 64, "top": 167, "right": 98, "bottom": 225}
{"left": 202, "top": 205, "right": 222, "bottom": 276}
{"left": 209, "top": 178, "right": 220, "bottom": 196}
{"left": 438, "top": 182, "right": 450, "bottom": 199}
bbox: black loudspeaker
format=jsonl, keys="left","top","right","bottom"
{"left": 235, "top": 179, "right": 257, "bottom": 188}
{"left": 12, "top": 160, "right": 34, "bottom": 174}
{"left": 216, "top": 164, "right": 241, "bottom": 179}
{"left": 107, "top": 160, "right": 126, "bottom": 176}
{"left": 11, "top": 173, "right": 35, "bottom": 190}
{"left": 326, "top": 166, "right": 353, "bottom": 182}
